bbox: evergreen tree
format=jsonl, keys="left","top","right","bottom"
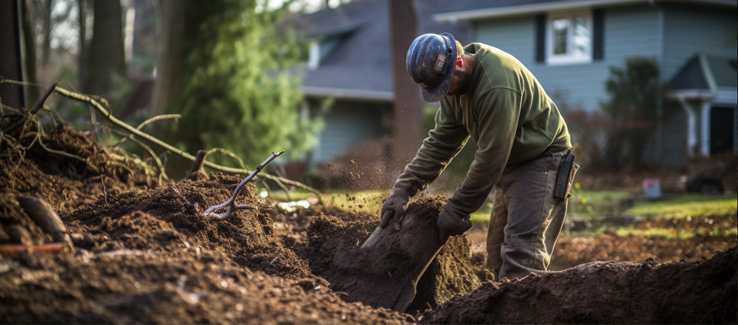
{"left": 153, "top": 0, "right": 320, "bottom": 171}
{"left": 601, "top": 57, "right": 660, "bottom": 168}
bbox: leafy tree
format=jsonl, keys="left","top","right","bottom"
{"left": 152, "top": 0, "right": 321, "bottom": 172}
{"left": 601, "top": 57, "right": 660, "bottom": 169}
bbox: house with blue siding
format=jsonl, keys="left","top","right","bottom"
{"left": 290, "top": 0, "right": 736, "bottom": 170}
{"left": 436, "top": 0, "right": 736, "bottom": 167}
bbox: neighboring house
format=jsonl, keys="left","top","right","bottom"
{"left": 288, "top": 0, "right": 475, "bottom": 166}
{"left": 434, "top": 0, "right": 736, "bottom": 166}
{"left": 293, "top": 0, "right": 736, "bottom": 168}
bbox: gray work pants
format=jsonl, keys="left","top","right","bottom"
{"left": 486, "top": 147, "right": 571, "bottom": 280}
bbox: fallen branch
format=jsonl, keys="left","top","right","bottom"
{"left": 111, "top": 114, "right": 181, "bottom": 147}
{"left": 206, "top": 147, "right": 247, "bottom": 170}
{"left": 52, "top": 85, "right": 323, "bottom": 202}
{"left": 106, "top": 127, "right": 170, "bottom": 184}
{"left": 199, "top": 150, "right": 285, "bottom": 220}
{"left": 185, "top": 150, "right": 208, "bottom": 180}
{"left": 3, "top": 82, "right": 58, "bottom": 133}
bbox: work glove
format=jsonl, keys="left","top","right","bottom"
{"left": 436, "top": 203, "right": 472, "bottom": 243}
{"left": 380, "top": 188, "right": 409, "bottom": 229}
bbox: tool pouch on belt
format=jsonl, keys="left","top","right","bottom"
{"left": 553, "top": 152, "right": 579, "bottom": 201}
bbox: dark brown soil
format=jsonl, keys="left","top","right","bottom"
{"left": 1, "top": 121, "right": 736, "bottom": 323}
{"left": 421, "top": 247, "right": 737, "bottom": 324}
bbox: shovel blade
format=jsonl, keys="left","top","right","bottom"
{"left": 353, "top": 215, "right": 445, "bottom": 313}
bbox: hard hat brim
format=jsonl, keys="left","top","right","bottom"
{"left": 419, "top": 33, "right": 457, "bottom": 102}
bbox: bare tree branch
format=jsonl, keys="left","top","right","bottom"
{"left": 52, "top": 85, "right": 323, "bottom": 201}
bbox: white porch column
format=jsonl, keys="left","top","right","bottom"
{"left": 677, "top": 96, "right": 697, "bottom": 157}
{"left": 700, "top": 102, "right": 711, "bottom": 156}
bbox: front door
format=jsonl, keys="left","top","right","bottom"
{"left": 710, "top": 106, "right": 737, "bottom": 154}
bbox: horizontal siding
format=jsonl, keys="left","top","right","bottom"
{"left": 473, "top": 5, "right": 661, "bottom": 112}
{"left": 474, "top": 17, "right": 534, "bottom": 63}
{"left": 662, "top": 4, "right": 737, "bottom": 81}
{"left": 316, "top": 101, "right": 383, "bottom": 162}
{"left": 660, "top": 110, "right": 689, "bottom": 167}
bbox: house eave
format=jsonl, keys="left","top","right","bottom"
{"left": 303, "top": 86, "right": 394, "bottom": 102}
{"left": 434, "top": 0, "right": 737, "bottom": 22}
{"left": 667, "top": 89, "right": 716, "bottom": 101}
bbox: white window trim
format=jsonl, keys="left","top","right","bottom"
{"left": 546, "top": 10, "right": 593, "bottom": 65}
{"left": 308, "top": 42, "right": 320, "bottom": 70}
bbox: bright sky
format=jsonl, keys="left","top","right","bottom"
{"left": 258, "top": 0, "right": 352, "bottom": 13}
{"left": 48, "top": 0, "right": 351, "bottom": 52}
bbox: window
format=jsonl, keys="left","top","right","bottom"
{"left": 547, "top": 11, "right": 592, "bottom": 65}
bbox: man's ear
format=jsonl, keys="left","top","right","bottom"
{"left": 456, "top": 57, "right": 463, "bottom": 68}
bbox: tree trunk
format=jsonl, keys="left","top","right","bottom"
{"left": 85, "top": 0, "right": 126, "bottom": 95}
{"left": 41, "top": 0, "right": 51, "bottom": 66}
{"left": 0, "top": 0, "right": 25, "bottom": 109}
{"left": 388, "top": 0, "right": 422, "bottom": 175}
{"left": 21, "top": 0, "right": 39, "bottom": 105}
{"left": 78, "top": 0, "right": 87, "bottom": 90}
{"left": 148, "top": 0, "right": 185, "bottom": 115}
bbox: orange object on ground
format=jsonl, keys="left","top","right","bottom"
{"left": 0, "top": 242, "right": 66, "bottom": 254}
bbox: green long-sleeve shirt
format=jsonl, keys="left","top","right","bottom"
{"left": 395, "top": 43, "right": 571, "bottom": 216}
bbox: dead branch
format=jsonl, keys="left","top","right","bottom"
{"left": 106, "top": 127, "right": 170, "bottom": 184}
{"left": 185, "top": 150, "right": 208, "bottom": 180}
{"left": 3, "top": 82, "right": 58, "bottom": 133}
{"left": 0, "top": 77, "right": 40, "bottom": 87}
{"left": 200, "top": 150, "right": 284, "bottom": 220}
{"left": 111, "top": 114, "right": 181, "bottom": 147}
{"left": 206, "top": 147, "right": 247, "bottom": 170}
{"left": 52, "top": 85, "right": 324, "bottom": 202}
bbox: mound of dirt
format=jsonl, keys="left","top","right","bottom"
{"left": 2, "top": 121, "right": 736, "bottom": 323}
{"left": 1, "top": 249, "right": 411, "bottom": 324}
{"left": 1, "top": 122, "right": 156, "bottom": 246}
{"left": 0, "top": 122, "right": 477, "bottom": 323}
{"left": 64, "top": 175, "right": 321, "bottom": 282}
{"left": 422, "top": 246, "right": 737, "bottom": 324}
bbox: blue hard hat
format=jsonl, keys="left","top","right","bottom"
{"left": 405, "top": 33, "right": 457, "bottom": 102}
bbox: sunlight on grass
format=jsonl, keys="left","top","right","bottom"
{"left": 470, "top": 201, "right": 493, "bottom": 223}
{"left": 328, "top": 190, "right": 387, "bottom": 214}
{"left": 626, "top": 194, "right": 737, "bottom": 219}
{"left": 568, "top": 190, "right": 631, "bottom": 217}
{"left": 615, "top": 225, "right": 738, "bottom": 239}
{"left": 267, "top": 189, "right": 387, "bottom": 214}
{"left": 267, "top": 189, "right": 317, "bottom": 202}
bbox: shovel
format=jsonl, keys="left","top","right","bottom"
{"left": 360, "top": 214, "right": 403, "bottom": 249}
{"left": 358, "top": 211, "right": 447, "bottom": 312}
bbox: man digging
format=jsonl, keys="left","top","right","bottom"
{"left": 381, "top": 33, "right": 578, "bottom": 280}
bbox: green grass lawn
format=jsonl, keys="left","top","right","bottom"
{"left": 626, "top": 193, "right": 737, "bottom": 219}
{"left": 267, "top": 187, "right": 737, "bottom": 240}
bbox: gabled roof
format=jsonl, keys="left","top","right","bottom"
{"left": 669, "top": 54, "right": 737, "bottom": 91}
{"left": 434, "top": 0, "right": 737, "bottom": 22}
{"left": 284, "top": 0, "right": 477, "bottom": 102}
{"left": 668, "top": 54, "right": 737, "bottom": 104}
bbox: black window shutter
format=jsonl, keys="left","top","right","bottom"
{"left": 535, "top": 14, "right": 546, "bottom": 63}
{"left": 593, "top": 8, "right": 604, "bottom": 61}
